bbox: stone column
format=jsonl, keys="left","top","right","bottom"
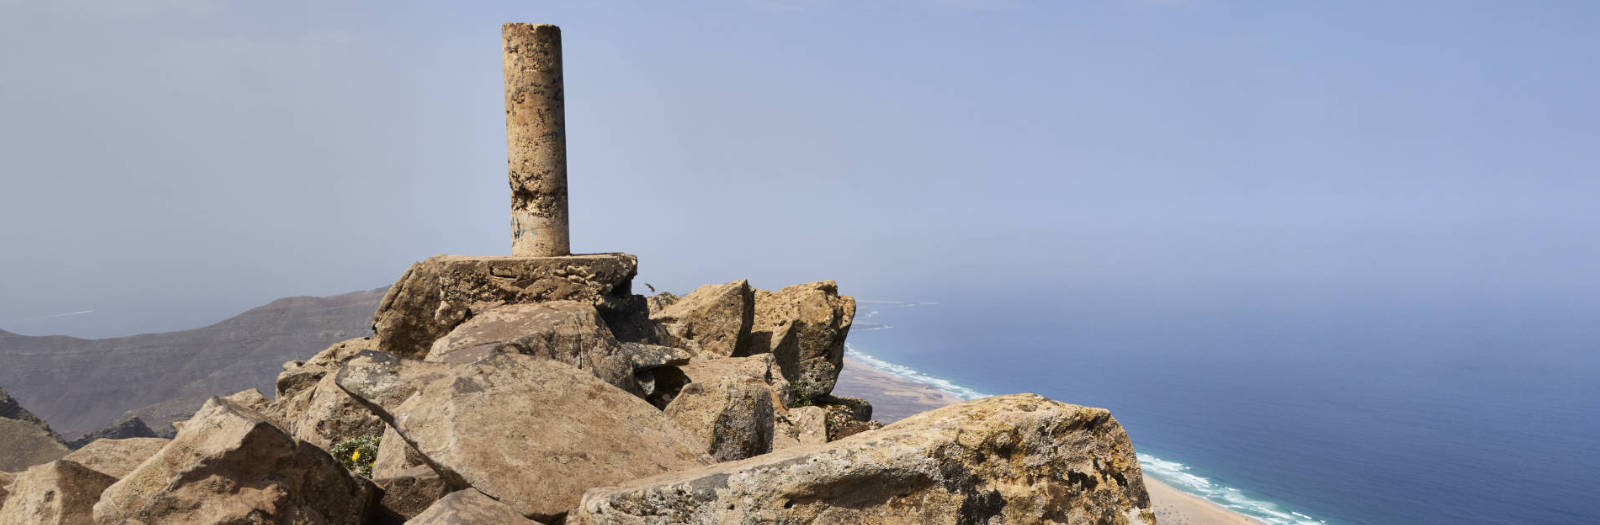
{"left": 503, "top": 23, "right": 570, "bottom": 257}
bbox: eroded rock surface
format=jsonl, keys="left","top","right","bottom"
{"left": 650, "top": 280, "right": 754, "bottom": 359}
{"left": 336, "top": 351, "right": 706, "bottom": 521}
{"left": 276, "top": 337, "right": 379, "bottom": 401}
{"left": 405, "top": 489, "right": 544, "bottom": 525}
{"left": 284, "top": 374, "right": 384, "bottom": 450}
{"left": 93, "top": 397, "right": 375, "bottom": 525}
{"left": 770, "top": 405, "right": 827, "bottom": 451}
{"left": 372, "top": 254, "right": 638, "bottom": 358}
{"left": 741, "top": 281, "right": 855, "bottom": 400}
{"left": 678, "top": 354, "right": 792, "bottom": 407}
{"left": 663, "top": 377, "right": 774, "bottom": 462}
{"left": 373, "top": 425, "right": 456, "bottom": 524}
{"left": 0, "top": 460, "right": 116, "bottom": 525}
{"left": 571, "top": 394, "right": 1154, "bottom": 525}
{"left": 426, "top": 302, "right": 688, "bottom": 397}
{"left": 60, "top": 437, "right": 169, "bottom": 480}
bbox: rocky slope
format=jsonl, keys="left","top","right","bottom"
{"left": 0, "top": 255, "right": 1157, "bottom": 524}
{"left": 0, "top": 288, "right": 386, "bottom": 437}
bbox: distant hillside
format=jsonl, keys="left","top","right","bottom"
{"left": 0, "top": 288, "right": 386, "bottom": 437}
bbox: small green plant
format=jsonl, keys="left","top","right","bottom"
{"left": 331, "top": 434, "right": 381, "bottom": 478}
{"left": 790, "top": 382, "right": 815, "bottom": 407}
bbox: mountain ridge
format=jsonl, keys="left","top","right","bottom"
{"left": 0, "top": 287, "right": 388, "bottom": 437}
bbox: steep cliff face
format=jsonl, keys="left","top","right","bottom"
{"left": 0, "top": 288, "right": 386, "bottom": 437}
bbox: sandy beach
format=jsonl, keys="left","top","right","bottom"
{"left": 834, "top": 355, "right": 1262, "bottom": 525}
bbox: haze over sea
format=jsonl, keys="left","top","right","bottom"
{"left": 847, "top": 290, "right": 1600, "bottom": 525}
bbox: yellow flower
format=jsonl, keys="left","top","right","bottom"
{"left": 351, "top": 450, "right": 361, "bottom": 462}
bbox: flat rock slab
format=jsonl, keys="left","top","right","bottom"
{"left": 372, "top": 253, "right": 638, "bottom": 358}
{"left": 571, "top": 394, "right": 1155, "bottom": 525}
{"left": 336, "top": 351, "right": 706, "bottom": 521}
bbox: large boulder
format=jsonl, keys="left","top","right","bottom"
{"left": 66, "top": 416, "right": 159, "bottom": 449}
{"left": 60, "top": 437, "right": 169, "bottom": 480}
{"left": 819, "top": 395, "right": 881, "bottom": 441}
{"left": 0, "top": 460, "right": 116, "bottom": 525}
{"left": 371, "top": 425, "right": 455, "bottom": 524}
{"left": 276, "top": 337, "right": 379, "bottom": 400}
{"left": 372, "top": 254, "right": 639, "bottom": 358}
{"left": 93, "top": 397, "right": 375, "bottom": 525}
{"left": 270, "top": 338, "right": 387, "bottom": 449}
{"left": 425, "top": 302, "right": 689, "bottom": 398}
{"left": 571, "top": 394, "right": 1154, "bottom": 525}
{"left": 0, "top": 388, "right": 69, "bottom": 472}
{"left": 663, "top": 377, "right": 774, "bottom": 462}
{"left": 677, "top": 354, "right": 793, "bottom": 407}
{"left": 284, "top": 374, "right": 385, "bottom": 450}
{"left": 740, "top": 281, "right": 856, "bottom": 400}
{"left": 770, "top": 405, "right": 827, "bottom": 451}
{"left": 405, "top": 490, "right": 545, "bottom": 525}
{"left": 336, "top": 351, "right": 706, "bottom": 521}
{"left": 649, "top": 280, "right": 753, "bottom": 358}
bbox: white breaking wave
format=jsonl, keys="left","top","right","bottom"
{"left": 846, "top": 345, "right": 1331, "bottom": 525}
{"left": 1138, "top": 456, "right": 1328, "bottom": 525}
{"left": 845, "top": 345, "right": 990, "bottom": 400}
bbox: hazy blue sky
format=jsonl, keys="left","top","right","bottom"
{"left": 2, "top": 1, "right": 1597, "bottom": 338}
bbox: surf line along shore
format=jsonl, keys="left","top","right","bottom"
{"left": 831, "top": 354, "right": 1265, "bottom": 525}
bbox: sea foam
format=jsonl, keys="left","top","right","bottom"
{"left": 846, "top": 345, "right": 1331, "bottom": 525}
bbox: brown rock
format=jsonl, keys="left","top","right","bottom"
{"left": 650, "top": 280, "right": 753, "bottom": 358}
{"left": 0, "top": 460, "right": 116, "bottom": 525}
{"left": 284, "top": 374, "right": 385, "bottom": 450}
{"left": 375, "top": 465, "right": 455, "bottom": 524}
{"left": 677, "top": 354, "right": 793, "bottom": 407}
{"left": 819, "top": 396, "right": 881, "bottom": 440}
{"left": 369, "top": 425, "right": 456, "bottom": 523}
{"left": 0, "top": 388, "right": 69, "bottom": 472}
{"left": 405, "top": 489, "right": 544, "bottom": 525}
{"left": 0, "top": 419, "right": 69, "bottom": 473}
{"left": 741, "top": 281, "right": 856, "bottom": 400}
{"left": 371, "top": 254, "right": 638, "bottom": 358}
{"left": 425, "top": 302, "right": 689, "bottom": 398}
{"left": 372, "top": 424, "right": 428, "bottom": 477}
{"left": 335, "top": 351, "right": 705, "bottom": 521}
{"left": 644, "top": 292, "right": 679, "bottom": 313}
{"left": 0, "top": 471, "right": 12, "bottom": 506}
{"left": 570, "top": 394, "right": 1154, "bottom": 525}
{"left": 276, "top": 337, "right": 379, "bottom": 400}
{"left": 663, "top": 377, "right": 775, "bottom": 462}
{"left": 93, "top": 397, "right": 375, "bottom": 525}
{"left": 60, "top": 437, "right": 169, "bottom": 480}
{"left": 770, "top": 405, "right": 827, "bottom": 451}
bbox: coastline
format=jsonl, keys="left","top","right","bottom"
{"left": 834, "top": 354, "right": 1263, "bottom": 525}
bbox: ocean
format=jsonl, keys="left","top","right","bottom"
{"left": 844, "top": 292, "right": 1600, "bottom": 525}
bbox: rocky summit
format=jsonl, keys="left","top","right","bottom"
{"left": 0, "top": 22, "right": 1158, "bottom": 525}
{"left": 0, "top": 263, "right": 1158, "bottom": 524}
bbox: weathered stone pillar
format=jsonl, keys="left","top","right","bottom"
{"left": 503, "top": 23, "right": 570, "bottom": 257}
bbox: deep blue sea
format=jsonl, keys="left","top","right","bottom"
{"left": 845, "top": 291, "right": 1600, "bottom": 525}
